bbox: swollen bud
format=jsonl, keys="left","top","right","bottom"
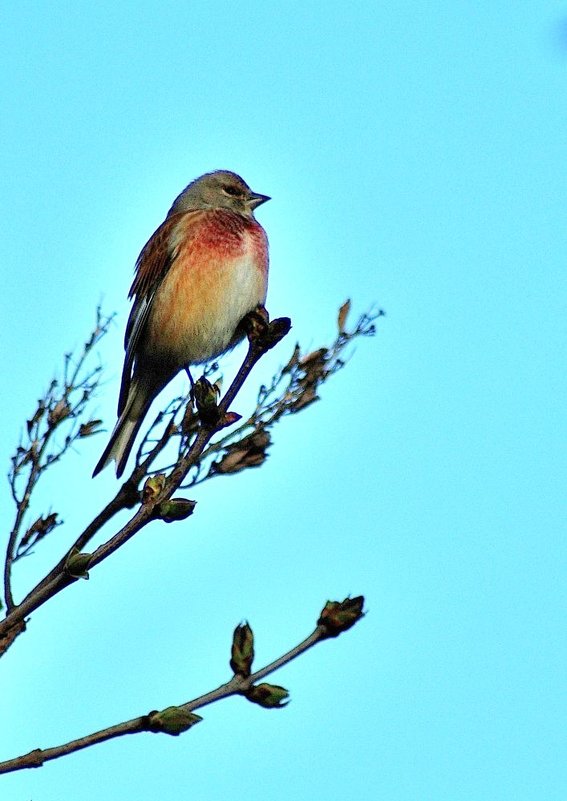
{"left": 213, "top": 430, "right": 271, "bottom": 475}
{"left": 217, "top": 411, "right": 243, "bottom": 431}
{"left": 264, "top": 317, "right": 292, "bottom": 350}
{"left": 242, "top": 306, "right": 269, "bottom": 342}
{"left": 142, "top": 474, "right": 166, "bottom": 504}
{"left": 193, "top": 377, "right": 220, "bottom": 425}
{"left": 147, "top": 706, "right": 202, "bottom": 736}
{"left": 156, "top": 498, "right": 196, "bottom": 523}
{"left": 317, "top": 596, "right": 365, "bottom": 638}
{"left": 243, "top": 308, "right": 291, "bottom": 352}
{"left": 230, "top": 622, "right": 255, "bottom": 676}
{"left": 65, "top": 547, "right": 92, "bottom": 580}
{"left": 246, "top": 683, "right": 289, "bottom": 708}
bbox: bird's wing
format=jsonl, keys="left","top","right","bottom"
{"left": 117, "top": 210, "right": 204, "bottom": 415}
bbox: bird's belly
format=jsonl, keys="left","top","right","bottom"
{"left": 144, "top": 254, "right": 267, "bottom": 367}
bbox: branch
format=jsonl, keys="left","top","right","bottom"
{"left": 4, "top": 308, "right": 113, "bottom": 610}
{"left": 0, "top": 596, "right": 364, "bottom": 774}
{"left": 1, "top": 301, "right": 380, "bottom": 657}
{"left": 0, "top": 313, "right": 291, "bottom": 652}
{"left": 126, "top": 301, "right": 381, "bottom": 486}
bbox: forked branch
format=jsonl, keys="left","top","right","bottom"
{"left": 1, "top": 301, "right": 380, "bottom": 657}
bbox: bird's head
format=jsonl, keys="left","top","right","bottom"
{"left": 168, "top": 170, "right": 270, "bottom": 218}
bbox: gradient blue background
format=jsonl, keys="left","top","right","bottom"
{"left": 1, "top": 3, "right": 566, "bottom": 799}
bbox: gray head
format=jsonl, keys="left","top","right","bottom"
{"left": 167, "top": 170, "right": 270, "bottom": 218}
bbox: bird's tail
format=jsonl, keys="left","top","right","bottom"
{"left": 93, "top": 378, "right": 154, "bottom": 478}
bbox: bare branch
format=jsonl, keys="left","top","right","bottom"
{"left": 185, "top": 304, "right": 382, "bottom": 485}
{"left": 1, "top": 302, "right": 379, "bottom": 656}
{"left": 0, "top": 596, "right": 364, "bottom": 774}
{"left": 3, "top": 308, "right": 114, "bottom": 611}
{"left": 0, "top": 312, "right": 291, "bottom": 650}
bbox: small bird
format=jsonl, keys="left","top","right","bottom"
{"left": 93, "top": 170, "right": 270, "bottom": 478}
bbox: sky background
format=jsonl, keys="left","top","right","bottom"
{"left": 1, "top": 2, "right": 566, "bottom": 799}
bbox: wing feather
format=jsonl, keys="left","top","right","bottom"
{"left": 117, "top": 210, "right": 207, "bottom": 415}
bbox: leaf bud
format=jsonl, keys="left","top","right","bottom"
{"left": 65, "top": 547, "right": 92, "bottom": 580}
{"left": 156, "top": 498, "right": 196, "bottom": 523}
{"left": 193, "top": 377, "right": 220, "bottom": 425}
{"left": 142, "top": 474, "right": 166, "bottom": 504}
{"left": 246, "top": 683, "right": 289, "bottom": 708}
{"left": 147, "top": 706, "right": 203, "bottom": 736}
{"left": 317, "top": 596, "right": 365, "bottom": 638}
{"left": 230, "top": 622, "right": 255, "bottom": 676}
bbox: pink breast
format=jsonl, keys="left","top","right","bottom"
{"left": 144, "top": 210, "right": 269, "bottom": 364}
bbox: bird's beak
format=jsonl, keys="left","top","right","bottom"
{"left": 248, "top": 192, "right": 271, "bottom": 209}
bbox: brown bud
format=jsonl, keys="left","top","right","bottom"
{"left": 299, "top": 348, "right": 327, "bottom": 368}
{"left": 217, "top": 411, "right": 243, "bottom": 431}
{"left": 282, "top": 343, "right": 301, "bottom": 374}
{"left": 318, "top": 596, "right": 365, "bottom": 638}
{"left": 264, "top": 317, "right": 292, "bottom": 350}
{"left": 291, "top": 387, "right": 319, "bottom": 412}
{"left": 230, "top": 622, "right": 255, "bottom": 676}
{"left": 20, "top": 512, "right": 59, "bottom": 548}
{"left": 244, "top": 310, "right": 291, "bottom": 352}
{"left": 26, "top": 401, "right": 46, "bottom": 434}
{"left": 213, "top": 430, "right": 271, "bottom": 475}
{"left": 78, "top": 419, "right": 103, "bottom": 438}
{"left": 48, "top": 399, "right": 72, "bottom": 426}
{"left": 246, "top": 683, "right": 289, "bottom": 708}
{"left": 242, "top": 306, "right": 270, "bottom": 342}
{"left": 337, "top": 299, "right": 351, "bottom": 333}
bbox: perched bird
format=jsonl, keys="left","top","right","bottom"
{"left": 93, "top": 170, "right": 270, "bottom": 478}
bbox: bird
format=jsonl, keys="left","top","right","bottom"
{"left": 93, "top": 170, "right": 270, "bottom": 478}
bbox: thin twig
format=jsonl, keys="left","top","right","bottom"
{"left": 4, "top": 308, "right": 113, "bottom": 611}
{"left": 0, "top": 318, "right": 290, "bottom": 649}
{"left": 1, "top": 303, "right": 379, "bottom": 656}
{"left": 0, "top": 594, "right": 364, "bottom": 775}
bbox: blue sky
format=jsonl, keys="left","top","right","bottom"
{"left": 1, "top": 3, "right": 566, "bottom": 799}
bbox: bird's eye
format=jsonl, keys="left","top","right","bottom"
{"left": 223, "top": 185, "right": 240, "bottom": 196}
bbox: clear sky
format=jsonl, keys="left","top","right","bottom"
{"left": 1, "top": 3, "right": 566, "bottom": 799}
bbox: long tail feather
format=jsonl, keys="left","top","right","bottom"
{"left": 93, "top": 379, "right": 153, "bottom": 478}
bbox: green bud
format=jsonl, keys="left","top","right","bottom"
{"left": 193, "top": 378, "right": 220, "bottom": 425}
{"left": 157, "top": 498, "right": 196, "bottom": 523}
{"left": 142, "top": 474, "right": 166, "bottom": 504}
{"left": 246, "top": 683, "right": 289, "bottom": 708}
{"left": 318, "top": 596, "right": 365, "bottom": 638}
{"left": 230, "top": 622, "right": 255, "bottom": 676}
{"left": 65, "top": 547, "right": 91, "bottom": 580}
{"left": 147, "top": 706, "right": 203, "bottom": 736}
